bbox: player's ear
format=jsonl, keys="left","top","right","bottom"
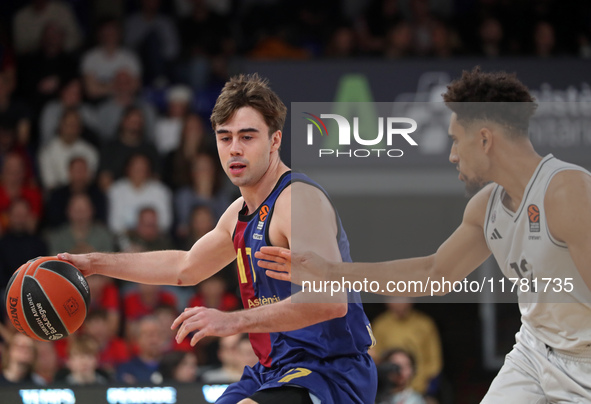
{"left": 480, "top": 127, "right": 492, "bottom": 153}
{"left": 270, "top": 130, "right": 282, "bottom": 152}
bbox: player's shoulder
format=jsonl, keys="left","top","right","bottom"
{"left": 545, "top": 169, "right": 591, "bottom": 209}
{"left": 276, "top": 178, "right": 330, "bottom": 207}
{"left": 463, "top": 183, "right": 496, "bottom": 226}
{"left": 547, "top": 169, "right": 591, "bottom": 195}
{"left": 217, "top": 196, "right": 244, "bottom": 229}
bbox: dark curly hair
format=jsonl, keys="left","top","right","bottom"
{"left": 443, "top": 67, "right": 538, "bottom": 137}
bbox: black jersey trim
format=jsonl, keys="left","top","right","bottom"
{"left": 513, "top": 155, "right": 554, "bottom": 223}
{"left": 237, "top": 171, "right": 291, "bottom": 222}
{"left": 484, "top": 184, "right": 500, "bottom": 251}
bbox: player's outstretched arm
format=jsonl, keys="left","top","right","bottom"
{"left": 173, "top": 182, "right": 349, "bottom": 345}
{"left": 259, "top": 185, "right": 495, "bottom": 296}
{"left": 545, "top": 170, "right": 591, "bottom": 291}
{"left": 58, "top": 198, "right": 243, "bottom": 286}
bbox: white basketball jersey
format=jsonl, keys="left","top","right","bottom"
{"left": 484, "top": 154, "right": 591, "bottom": 353}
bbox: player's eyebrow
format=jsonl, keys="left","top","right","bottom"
{"left": 216, "top": 127, "right": 260, "bottom": 134}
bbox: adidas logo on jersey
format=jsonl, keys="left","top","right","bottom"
{"left": 490, "top": 228, "right": 502, "bottom": 240}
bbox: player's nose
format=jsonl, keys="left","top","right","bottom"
{"left": 449, "top": 145, "right": 458, "bottom": 164}
{"left": 230, "top": 138, "right": 243, "bottom": 155}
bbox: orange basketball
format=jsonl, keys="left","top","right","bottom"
{"left": 4, "top": 257, "right": 90, "bottom": 341}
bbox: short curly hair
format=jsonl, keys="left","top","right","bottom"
{"left": 443, "top": 67, "right": 538, "bottom": 136}
{"left": 210, "top": 73, "right": 287, "bottom": 136}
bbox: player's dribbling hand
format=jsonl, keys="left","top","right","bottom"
{"left": 171, "top": 307, "right": 237, "bottom": 346}
{"left": 56, "top": 252, "right": 94, "bottom": 277}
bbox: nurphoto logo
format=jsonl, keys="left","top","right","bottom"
{"left": 304, "top": 112, "right": 419, "bottom": 158}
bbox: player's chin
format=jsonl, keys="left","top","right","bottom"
{"left": 464, "top": 180, "right": 487, "bottom": 198}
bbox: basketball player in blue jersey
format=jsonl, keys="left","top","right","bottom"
{"left": 257, "top": 67, "right": 591, "bottom": 403}
{"left": 59, "top": 73, "right": 377, "bottom": 404}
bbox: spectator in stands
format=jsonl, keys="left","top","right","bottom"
{"left": 358, "top": 0, "right": 404, "bottom": 54}
{"left": 81, "top": 18, "right": 141, "bottom": 101}
{"left": 0, "top": 199, "right": 47, "bottom": 289}
{"left": 159, "top": 350, "right": 199, "bottom": 383}
{"left": 80, "top": 310, "right": 130, "bottom": 375}
{"left": 19, "top": 22, "right": 78, "bottom": 113}
{"left": 177, "top": 0, "right": 233, "bottom": 90}
{"left": 377, "top": 349, "right": 426, "bottom": 404}
{"left": 12, "top": 0, "right": 82, "bottom": 55}
{"left": 179, "top": 204, "right": 216, "bottom": 250}
{"left": 64, "top": 335, "right": 109, "bottom": 385}
{"left": 154, "top": 85, "right": 193, "bottom": 155}
{"left": 116, "top": 315, "right": 167, "bottom": 384}
{"left": 121, "top": 207, "right": 174, "bottom": 252}
{"left": 409, "top": 0, "right": 438, "bottom": 56}
{"left": 0, "top": 121, "right": 35, "bottom": 184}
{"left": 45, "top": 193, "right": 114, "bottom": 255}
{"left": 249, "top": 26, "right": 311, "bottom": 60}
{"left": 200, "top": 334, "right": 242, "bottom": 384}
{"left": 429, "top": 20, "right": 458, "bottom": 58}
{"left": 45, "top": 157, "right": 107, "bottom": 228}
{"left": 86, "top": 276, "right": 121, "bottom": 337}
{"left": 40, "top": 77, "right": 99, "bottom": 147}
{"left": 107, "top": 153, "right": 171, "bottom": 235}
{"left": 201, "top": 333, "right": 257, "bottom": 384}
{"left": 178, "top": 0, "right": 232, "bottom": 59}
{"left": 0, "top": 70, "right": 31, "bottom": 148}
{"left": 173, "top": 152, "right": 231, "bottom": 237}
{"left": 383, "top": 21, "right": 415, "bottom": 58}
{"left": 533, "top": 21, "right": 557, "bottom": 57}
{"left": 187, "top": 273, "right": 239, "bottom": 312}
{"left": 124, "top": 0, "right": 180, "bottom": 85}
{"left": 0, "top": 332, "right": 36, "bottom": 384}
{"left": 0, "top": 27, "right": 16, "bottom": 89}
{"left": 31, "top": 340, "right": 60, "bottom": 386}
{"left": 0, "top": 153, "right": 43, "bottom": 232}
{"left": 324, "top": 24, "right": 358, "bottom": 58}
{"left": 38, "top": 108, "right": 99, "bottom": 190}
{"left": 154, "top": 304, "right": 193, "bottom": 353}
{"left": 95, "top": 68, "right": 157, "bottom": 143}
{"left": 372, "top": 298, "right": 442, "bottom": 396}
{"left": 164, "top": 113, "right": 212, "bottom": 189}
{"left": 98, "top": 107, "right": 160, "bottom": 190}
{"left": 477, "top": 17, "right": 505, "bottom": 58}
{"left": 124, "top": 284, "right": 177, "bottom": 323}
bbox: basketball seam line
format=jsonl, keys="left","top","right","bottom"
{"left": 27, "top": 276, "right": 70, "bottom": 338}
{"left": 20, "top": 260, "right": 43, "bottom": 339}
{"left": 20, "top": 275, "right": 42, "bottom": 339}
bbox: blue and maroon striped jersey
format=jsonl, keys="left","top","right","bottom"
{"left": 232, "top": 171, "right": 374, "bottom": 368}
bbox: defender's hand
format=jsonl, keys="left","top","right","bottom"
{"left": 255, "top": 247, "right": 292, "bottom": 282}
{"left": 256, "top": 247, "right": 331, "bottom": 285}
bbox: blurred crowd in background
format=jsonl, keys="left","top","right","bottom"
{"left": 0, "top": 0, "right": 588, "bottom": 401}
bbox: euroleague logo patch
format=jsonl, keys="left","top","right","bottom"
{"left": 259, "top": 205, "right": 269, "bottom": 222}
{"left": 527, "top": 204, "right": 540, "bottom": 232}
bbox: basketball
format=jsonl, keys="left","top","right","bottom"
{"left": 4, "top": 257, "right": 91, "bottom": 341}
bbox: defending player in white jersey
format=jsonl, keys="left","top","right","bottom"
{"left": 256, "top": 67, "right": 591, "bottom": 403}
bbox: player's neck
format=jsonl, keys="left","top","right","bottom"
{"left": 494, "top": 145, "right": 543, "bottom": 210}
{"left": 240, "top": 159, "right": 289, "bottom": 214}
